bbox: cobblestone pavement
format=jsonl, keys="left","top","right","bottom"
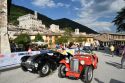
{"left": 0, "top": 51, "right": 125, "bottom": 83}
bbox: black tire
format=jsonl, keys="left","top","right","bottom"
{"left": 38, "top": 63, "right": 50, "bottom": 77}
{"left": 58, "top": 64, "right": 66, "bottom": 78}
{"left": 21, "top": 56, "right": 30, "bottom": 62}
{"left": 80, "top": 66, "right": 93, "bottom": 83}
{"left": 21, "top": 65, "right": 27, "bottom": 72}
{"left": 20, "top": 56, "right": 30, "bottom": 72}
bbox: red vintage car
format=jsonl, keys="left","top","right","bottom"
{"left": 58, "top": 50, "right": 98, "bottom": 83}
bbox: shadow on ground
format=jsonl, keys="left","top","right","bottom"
{"left": 0, "top": 66, "right": 20, "bottom": 72}
{"left": 110, "top": 79, "right": 125, "bottom": 83}
{"left": 94, "top": 78, "right": 104, "bottom": 83}
{"left": 96, "top": 50, "right": 121, "bottom": 57}
{"left": 105, "top": 61, "right": 121, "bottom": 69}
{"left": 97, "top": 50, "right": 110, "bottom": 55}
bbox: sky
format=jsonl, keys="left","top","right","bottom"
{"left": 12, "top": 0, "right": 125, "bottom": 32}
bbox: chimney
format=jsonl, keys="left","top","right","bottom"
{"left": 34, "top": 11, "right": 37, "bottom": 19}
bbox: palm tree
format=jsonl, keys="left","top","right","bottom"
{"left": 113, "top": 8, "right": 125, "bottom": 32}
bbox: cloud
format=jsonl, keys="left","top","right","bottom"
{"left": 71, "top": 0, "right": 77, "bottom": 2}
{"left": 76, "top": 18, "right": 113, "bottom": 32}
{"left": 75, "top": 0, "right": 125, "bottom": 32}
{"left": 65, "top": 4, "right": 70, "bottom": 8}
{"left": 74, "top": 7, "right": 80, "bottom": 11}
{"left": 110, "top": 0, "right": 125, "bottom": 11}
{"left": 32, "top": 0, "right": 70, "bottom": 8}
{"left": 87, "top": 21, "right": 113, "bottom": 32}
{"left": 57, "top": 3, "right": 64, "bottom": 7}
{"left": 32, "top": 0, "right": 56, "bottom": 8}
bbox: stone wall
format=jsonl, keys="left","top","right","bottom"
{"left": 0, "top": 0, "right": 11, "bottom": 54}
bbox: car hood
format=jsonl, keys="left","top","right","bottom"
{"left": 72, "top": 54, "right": 92, "bottom": 60}
{"left": 27, "top": 55, "right": 39, "bottom": 62}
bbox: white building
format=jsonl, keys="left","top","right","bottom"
{"left": 50, "top": 24, "right": 59, "bottom": 33}
{"left": 75, "top": 28, "right": 79, "bottom": 34}
{"left": 17, "top": 11, "right": 45, "bottom": 30}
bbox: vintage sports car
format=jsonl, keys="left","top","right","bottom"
{"left": 58, "top": 50, "right": 98, "bottom": 83}
{"left": 20, "top": 50, "right": 65, "bottom": 77}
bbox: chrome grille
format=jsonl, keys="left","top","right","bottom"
{"left": 70, "top": 59, "right": 79, "bottom": 72}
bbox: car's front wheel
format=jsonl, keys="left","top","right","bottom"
{"left": 58, "top": 64, "right": 66, "bottom": 78}
{"left": 21, "top": 65, "right": 27, "bottom": 72}
{"left": 80, "top": 66, "right": 93, "bottom": 83}
{"left": 38, "top": 63, "right": 50, "bottom": 77}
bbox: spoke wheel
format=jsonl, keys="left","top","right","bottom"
{"left": 38, "top": 63, "right": 50, "bottom": 77}
{"left": 58, "top": 64, "right": 66, "bottom": 78}
{"left": 80, "top": 66, "right": 93, "bottom": 83}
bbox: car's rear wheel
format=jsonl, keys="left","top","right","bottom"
{"left": 80, "top": 66, "right": 93, "bottom": 83}
{"left": 38, "top": 63, "right": 50, "bottom": 77}
{"left": 58, "top": 64, "right": 66, "bottom": 78}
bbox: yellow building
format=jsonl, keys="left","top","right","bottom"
{"left": 72, "top": 33, "right": 94, "bottom": 44}
{"left": 14, "top": 32, "right": 61, "bottom": 48}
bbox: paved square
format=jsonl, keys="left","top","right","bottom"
{"left": 0, "top": 51, "right": 125, "bottom": 83}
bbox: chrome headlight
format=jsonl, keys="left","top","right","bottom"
{"left": 80, "top": 60, "right": 85, "bottom": 65}
{"left": 34, "top": 63, "right": 38, "bottom": 67}
{"left": 27, "top": 60, "right": 31, "bottom": 63}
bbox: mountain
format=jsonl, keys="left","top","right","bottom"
{"left": 54, "top": 18, "right": 97, "bottom": 34}
{"left": 9, "top": 4, "right": 97, "bottom": 34}
{"left": 9, "top": 4, "right": 54, "bottom": 27}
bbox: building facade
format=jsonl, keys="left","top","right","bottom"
{"left": 50, "top": 24, "right": 60, "bottom": 33}
{"left": 72, "top": 29, "right": 95, "bottom": 45}
{"left": 95, "top": 33, "right": 125, "bottom": 46}
{"left": 17, "top": 11, "right": 45, "bottom": 30}
{"left": 14, "top": 32, "right": 61, "bottom": 48}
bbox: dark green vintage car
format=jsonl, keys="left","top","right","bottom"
{"left": 20, "top": 50, "right": 66, "bottom": 77}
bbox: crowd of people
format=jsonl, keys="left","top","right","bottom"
{"left": 10, "top": 41, "right": 125, "bottom": 69}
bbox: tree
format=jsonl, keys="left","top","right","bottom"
{"left": 55, "top": 36, "right": 68, "bottom": 44}
{"left": 63, "top": 28, "right": 73, "bottom": 37}
{"left": 63, "top": 27, "right": 73, "bottom": 42}
{"left": 14, "top": 33, "right": 31, "bottom": 46}
{"left": 55, "top": 27, "right": 73, "bottom": 44}
{"left": 113, "top": 7, "right": 125, "bottom": 32}
{"left": 75, "top": 36, "right": 84, "bottom": 43}
{"left": 34, "top": 33, "right": 44, "bottom": 42}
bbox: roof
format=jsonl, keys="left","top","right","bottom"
{"left": 8, "top": 28, "right": 27, "bottom": 31}
{"left": 94, "top": 35, "right": 111, "bottom": 42}
{"left": 101, "top": 32, "right": 125, "bottom": 36}
{"left": 72, "top": 34, "right": 93, "bottom": 38}
{"left": 14, "top": 32, "right": 61, "bottom": 36}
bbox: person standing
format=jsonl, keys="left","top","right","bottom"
{"left": 110, "top": 45, "right": 115, "bottom": 57}
{"left": 83, "top": 41, "right": 91, "bottom": 50}
{"left": 121, "top": 46, "right": 125, "bottom": 69}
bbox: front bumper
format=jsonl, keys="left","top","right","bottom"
{"left": 66, "top": 71, "right": 80, "bottom": 78}
{"left": 21, "top": 62, "right": 38, "bottom": 72}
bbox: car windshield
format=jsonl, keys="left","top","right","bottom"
{"left": 74, "top": 49, "right": 92, "bottom": 55}
{"left": 40, "top": 50, "right": 54, "bottom": 54}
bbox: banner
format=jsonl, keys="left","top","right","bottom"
{"left": 0, "top": 51, "right": 40, "bottom": 68}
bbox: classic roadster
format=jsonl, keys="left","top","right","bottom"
{"left": 20, "top": 50, "right": 65, "bottom": 77}
{"left": 58, "top": 50, "right": 98, "bottom": 83}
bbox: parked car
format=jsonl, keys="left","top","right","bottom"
{"left": 20, "top": 50, "right": 65, "bottom": 77}
{"left": 58, "top": 50, "right": 98, "bottom": 83}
